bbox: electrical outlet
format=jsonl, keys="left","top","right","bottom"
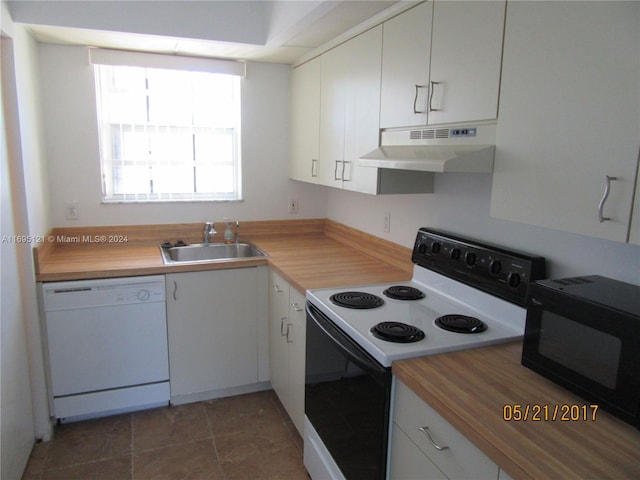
{"left": 65, "top": 201, "right": 79, "bottom": 220}
{"left": 288, "top": 197, "right": 299, "bottom": 214}
{"left": 383, "top": 212, "right": 391, "bottom": 233}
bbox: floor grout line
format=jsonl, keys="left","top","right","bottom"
{"left": 23, "top": 391, "right": 306, "bottom": 480}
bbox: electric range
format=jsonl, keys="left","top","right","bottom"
{"left": 306, "top": 267, "right": 531, "bottom": 368}
{"left": 303, "top": 227, "right": 546, "bottom": 480}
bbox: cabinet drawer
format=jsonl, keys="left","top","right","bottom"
{"left": 394, "top": 380, "right": 498, "bottom": 480}
{"left": 390, "top": 423, "right": 446, "bottom": 480}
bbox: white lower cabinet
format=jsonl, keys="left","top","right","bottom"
{"left": 269, "top": 270, "right": 306, "bottom": 435}
{"left": 166, "top": 267, "right": 269, "bottom": 403}
{"left": 391, "top": 379, "right": 499, "bottom": 480}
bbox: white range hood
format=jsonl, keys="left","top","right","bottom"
{"left": 360, "top": 124, "right": 496, "bottom": 173}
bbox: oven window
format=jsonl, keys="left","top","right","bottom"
{"left": 305, "top": 309, "right": 391, "bottom": 480}
{"left": 539, "top": 312, "right": 621, "bottom": 389}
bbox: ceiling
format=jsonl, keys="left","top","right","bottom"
{"left": 11, "top": 1, "right": 406, "bottom": 64}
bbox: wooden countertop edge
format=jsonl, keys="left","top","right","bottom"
{"left": 34, "top": 258, "right": 271, "bottom": 282}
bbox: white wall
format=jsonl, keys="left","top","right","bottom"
{"left": 1, "top": 9, "right": 41, "bottom": 476}
{"left": 326, "top": 173, "right": 640, "bottom": 285}
{"left": 1, "top": 7, "right": 53, "bottom": 478}
{"left": 1, "top": 41, "right": 35, "bottom": 479}
{"left": 38, "top": 44, "right": 327, "bottom": 227}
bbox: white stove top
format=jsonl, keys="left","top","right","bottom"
{"left": 306, "top": 266, "right": 525, "bottom": 367}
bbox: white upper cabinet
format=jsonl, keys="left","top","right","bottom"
{"left": 289, "top": 57, "right": 321, "bottom": 184}
{"left": 428, "top": 0, "right": 505, "bottom": 125}
{"left": 317, "top": 39, "right": 349, "bottom": 189}
{"left": 318, "top": 25, "right": 383, "bottom": 194}
{"left": 380, "top": 0, "right": 506, "bottom": 129}
{"left": 490, "top": 1, "right": 640, "bottom": 243}
{"left": 380, "top": 1, "right": 433, "bottom": 129}
{"left": 342, "top": 25, "right": 384, "bottom": 194}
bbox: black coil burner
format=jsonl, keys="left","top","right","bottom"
{"left": 370, "top": 322, "right": 425, "bottom": 343}
{"left": 330, "top": 292, "right": 384, "bottom": 309}
{"left": 383, "top": 285, "right": 425, "bottom": 301}
{"left": 435, "top": 315, "right": 487, "bottom": 334}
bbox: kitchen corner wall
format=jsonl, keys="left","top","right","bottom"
{"left": 326, "top": 174, "right": 640, "bottom": 285}
{"left": 38, "top": 43, "right": 328, "bottom": 227}
{"left": 1, "top": 2, "right": 52, "bottom": 476}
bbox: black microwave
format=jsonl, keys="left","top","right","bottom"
{"left": 522, "top": 275, "right": 640, "bottom": 428}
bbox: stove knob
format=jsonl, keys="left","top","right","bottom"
{"left": 430, "top": 242, "right": 441, "bottom": 254}
{"left": 507, "top": 272, "right": 521, "bottom": 288}
{"left": 489, "top": 259, "right": 502, "bottom": 275}
{"left": 450, "top": 248, "right": 461, "bottom": 261}
{"left": 418, "top": 243, "right": 428, "bottom": 254}
{"left": 465, "top": 252, "right": 477, "bottom": 266}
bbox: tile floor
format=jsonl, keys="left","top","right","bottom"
{"left": 21, "top": 390, "right": 308, "bottom": 480}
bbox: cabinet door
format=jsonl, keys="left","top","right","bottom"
{"left": 318, "top": 26, "right": 383, "bottom": 194}
{"left": 490, "top": 1, "right": 640, "bottom": 242}
{"left": 167, "top": 269, "right": 259, "bottom": 397}
{"left": 342, "top": 25, "right": 383, "bottom": 195}
{"left": 269, "top": 270, "right": 290, "bottom": 407}
{"left": 380, "top": 1, "right": 432, "bottom": 129}
{"left": 318, "top": 43, "right": 348, "bottom": 189}
{"left": 289, "top": 57, "right": 321, "bottom": 183}
{"left": 288, "top": 288, "right": 307, "bottom": 435}
{"left": 428, "top": 0, "right": 505, "bottom": 125}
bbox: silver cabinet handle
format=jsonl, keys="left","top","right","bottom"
{"left": 414, "top": 84, "right": 428, "bottom": 114}
{"left": 286, "top": 323, "right": 293, "bottom": 343}
{"left": 598, "top": 175, "right": 618, "bottom": 222}
{"left": 429, "top": 81, "right": 441, "bottom": 112}
{"left": 342, "top": 161, "right": 351, "bottom": 182}
{"left": 311, "top": 159, "right": 318, "bottom": 178}
{"left": 290, "top": 303, "right": 303, "bottom": 312}
{"left": 173, "top": 281, "right": 178, "bottom": 301}
{"left": 334, "top": 160, "right": 343, "bottom": 181}
{"left": 280, "top": 317, "right": 288, "bottom": 336}
{"left": 418, "top": 426, "right": 449, "bottom": 451}
{"left": 273, "top": 284, "right": 284, "bottom": 293}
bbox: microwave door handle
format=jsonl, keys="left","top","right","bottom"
{"left": 305, "top": 303, "right": 387, "bottom": 377}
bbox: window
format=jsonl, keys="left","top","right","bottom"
{"left": 92, "top": 52, "right": 243, "bottom": 202}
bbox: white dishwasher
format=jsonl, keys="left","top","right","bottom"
{"left": 41, "top": 275, "right": 169, "bottom": 421}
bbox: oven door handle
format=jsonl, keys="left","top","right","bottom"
{"left": 306, "top": 302, "right": 388, "bottom": 377}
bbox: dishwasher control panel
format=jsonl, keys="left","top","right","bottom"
{"left": 42, "top": 275, "right": 165, "bottom": 311}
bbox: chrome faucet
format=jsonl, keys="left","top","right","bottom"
{"left": 203, "top": 222, "right": 216, "bottom": 243}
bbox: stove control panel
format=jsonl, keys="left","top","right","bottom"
{"left": 412, "top": 228, "right": 546, "bottom": 306}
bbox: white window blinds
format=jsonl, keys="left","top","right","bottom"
{"left": 91, "top": 49, "right": 244, "bottom": 202}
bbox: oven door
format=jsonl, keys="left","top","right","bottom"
{"left": 305, "top": 302, "right": 392, "bottom": 480}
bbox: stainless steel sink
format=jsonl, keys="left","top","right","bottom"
{"left": 159, "top": 242, "right": 268, "bottom": 265}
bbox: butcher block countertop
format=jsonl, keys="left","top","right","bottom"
{"left": 34, "top": 219, "right": 413, "bottom": 290}
{"left": 393, "top": 342, "right": 640, "bottom": 480}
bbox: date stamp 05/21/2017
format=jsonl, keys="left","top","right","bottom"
{"left": 503, "top": 404, "right": 599, "bottom": 422}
